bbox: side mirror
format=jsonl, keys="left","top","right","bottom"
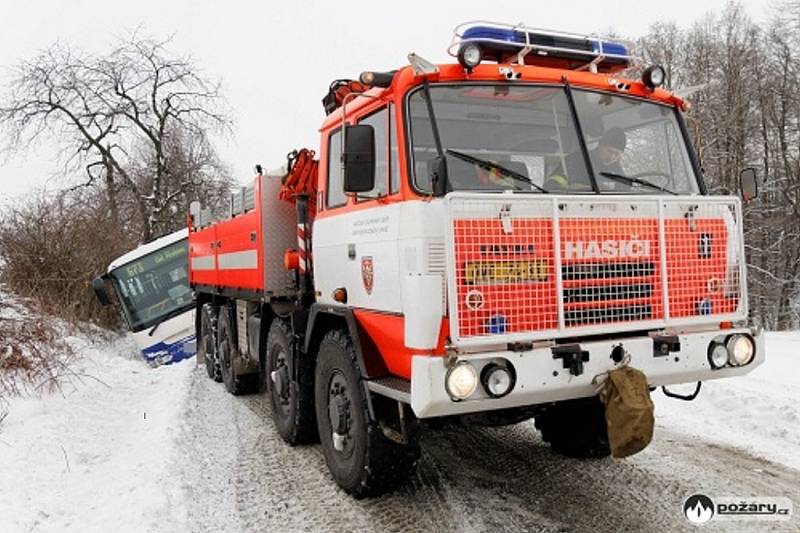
{"left": 739, "top": 167, "right": 758, "bottom": 202}
{"left": 92, "top": 276, "right": 112, "bottom": 306}
{"left": 342, "top": 124, "right": 375, "bottom": 193}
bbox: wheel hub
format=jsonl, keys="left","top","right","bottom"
{"left": 271, "top": 348, "right": 291, "bottom": 411}
{"left": 328, "top": 372, "right": 354, "bottom": 456}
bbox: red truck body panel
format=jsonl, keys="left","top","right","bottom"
{"left": 189, "top": 173, "right": 296, "bottom": 295}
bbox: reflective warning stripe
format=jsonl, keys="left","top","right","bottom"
{"left": 191, "top": 256, "right": 215, "bottom": 271}
{"left": 297, "top": 223, "right": 307, "bottom": 274}
{"left": 217, "top": 250, "right": 258, "bottom": 270}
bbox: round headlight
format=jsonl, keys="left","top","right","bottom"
{"left": 481, "top": 363, "right": 516, "bottom": 398}
{"left": 707, "top": 342, "right": 729, "bottom": 369}
{"left": 458, "top": 43, "right": 482, "bottom": 70}
{"left": 642, "top": 65, "right": 666, "bottom": 89}
{"left": 446, "top": 362, "right": 478, "bottom": 400}
{"left": 726, "top": 334, "right": 755, "bottom": 366}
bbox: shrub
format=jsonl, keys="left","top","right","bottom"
{"left": 0, "top": 190, "right": 137, "bottom": 328}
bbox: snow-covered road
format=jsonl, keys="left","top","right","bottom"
{"left": 1, "top": 333, "right": 799, "bottom": 533}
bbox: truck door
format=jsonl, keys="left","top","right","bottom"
{"left": 313, "top": 104, "right": 402, "bottom": 313}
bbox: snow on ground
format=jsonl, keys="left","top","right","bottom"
{"left": 653, "top": 332, "right": 800, "bottom": 471}
{"left": 0, "top": 330, "right": 797, "bottom": 533}
{"left": 0, "top": 334, "right": 194, "bottom": 533}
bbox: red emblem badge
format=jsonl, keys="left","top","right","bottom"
{"left": 361, "top": 256, "right": 374, "bottom": 295}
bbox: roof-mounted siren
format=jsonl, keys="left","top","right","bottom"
{"left": 448, "top": 21, "right": 636, "bottom": 74}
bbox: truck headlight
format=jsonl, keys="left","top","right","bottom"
{"left": 726, "top": 334, "right": 755, "bottom": 366}
{"left": 707, "top": 342, "right": 728, "bottom": 369}
{"left": 481, "top": 362, "right": 516, "bottom": 398}
{"left": 446, "top": 362, "right": 478, "bottom": 401}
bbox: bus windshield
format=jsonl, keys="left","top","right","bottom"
{"left": 109, "top": 238, "right": 192, "bottom": 332}
{"left": 407, "top": 84, "right": 700, "bottom": 195}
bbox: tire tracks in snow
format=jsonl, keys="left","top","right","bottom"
{"left": 177, "top": 367, "right": 800, "bottom": 533}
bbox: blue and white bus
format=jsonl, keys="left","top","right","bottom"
{"left": 93, "top": 229, "right": 196, "bottom": 365}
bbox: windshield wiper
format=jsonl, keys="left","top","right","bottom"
{"left": 445, "top": 149, "right": 548, "bottom": 193}
{"left": 599, "top": 172, "right": 678, "bottom": 195}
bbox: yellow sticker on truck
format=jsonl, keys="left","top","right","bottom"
{"left": 464, "top": 260, "right": 550, "bottom": 284}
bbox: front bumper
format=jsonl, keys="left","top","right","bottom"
{"left": 410, "top": 327, "right": 764, "bottom": 418}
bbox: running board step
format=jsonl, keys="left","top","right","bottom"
{"left": 366, "top": 376, "right": 411, "bottom": 404}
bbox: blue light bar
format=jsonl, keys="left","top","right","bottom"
{"left": 451, "top": 21, "right": 636, "bottom": 72}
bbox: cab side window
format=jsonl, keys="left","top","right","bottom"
{"left": 358, "top": 108, "right": 389, "bottom": 199}
{"left": 389, "top": 103, "right": 400, "bottom": 194}
{"left": 327, "top": 129, "right": 346, "bottom": 208}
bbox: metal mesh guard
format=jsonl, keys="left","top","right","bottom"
{"left": 444, "top": 194, "right": 746, "bottom": 346}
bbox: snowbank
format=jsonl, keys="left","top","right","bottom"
{"left": 0, "top": 334, "right": 194, "bottom": 533}
{"left": 0, "top": 329, "right": 796, "bottom": 532}
{"left": 654, "top": 332, "right": 800, "bottom": 471}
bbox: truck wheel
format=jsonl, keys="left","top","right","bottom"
{"left": 217, "top": 304, "right": 259, "bottom": 395}
{"left": 266, "top": 318, "right": 318, "bottom": 445}
{"left": 535, "top": 396, "right": 611, "bottom": 459}
{"left": 315, "top": 329, "right": 419, "bottom": 498}
{"left": 199, "top": 304, "right": 222, "bottom": 382}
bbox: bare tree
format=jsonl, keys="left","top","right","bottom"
{"left": 640, "top": 1, "right": 800, "bottom": 328}
{"left": 0, "top": 34, "right": 232, "bottom": 242}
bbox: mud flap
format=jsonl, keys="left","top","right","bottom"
{"left": 598, "top": 366, "right": 655, "bottom": 458}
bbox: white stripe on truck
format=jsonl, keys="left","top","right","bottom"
{"left": 217, "top": 249, "right": 258, "bottom": 270}
{"left": 191, "top": 255, "right": 215, "bottom": 271}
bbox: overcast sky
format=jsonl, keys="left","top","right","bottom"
{"left": 0, "top": 0, "right": 772, "bottom": 205}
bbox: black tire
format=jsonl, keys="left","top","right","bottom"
{"left": 266, "top": 318, "right": 318, "bottom": 445}
{"left": 217, "top": 303, "right": 259, "bottom": 395}
{"left": 315, "top": 329, "right": 419, "bottom": 498}
{"left": 535, "top": 396, "right": 611, "bottom": 459}
{"left": 199, "top": 303, "right": 222, "bottom": 382}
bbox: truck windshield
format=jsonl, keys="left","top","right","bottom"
{"left": 109, "top": 239, "right": 192, "bottom": 332}
{"left": 407, "top": 84, "right": 700, "bottom": 195}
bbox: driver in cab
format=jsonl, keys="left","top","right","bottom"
{"left": 545, "top": 128, "right": 627, "bottom": 191}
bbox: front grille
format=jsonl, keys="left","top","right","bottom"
{"left": 562, "top": 261, "right": 655, "bottom": 280}
{"left": 564, "top": 283, "right": 653, "bottom": 303}
{"left": 445, "top": 194, "right": 745, "bottom": 345}
{"left": 565, "top": 304, "right": 652, "bottom": 326}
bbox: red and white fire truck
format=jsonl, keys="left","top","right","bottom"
{"left": 188, "top": 22, "right": 763, "bottom": 497}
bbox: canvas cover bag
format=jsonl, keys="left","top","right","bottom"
{"left": 599, "top": 365, "right": 655, "bottom": 458}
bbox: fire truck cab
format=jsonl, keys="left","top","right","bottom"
{"left": 189, "top": 22, "right": 763, "bottom": 497}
